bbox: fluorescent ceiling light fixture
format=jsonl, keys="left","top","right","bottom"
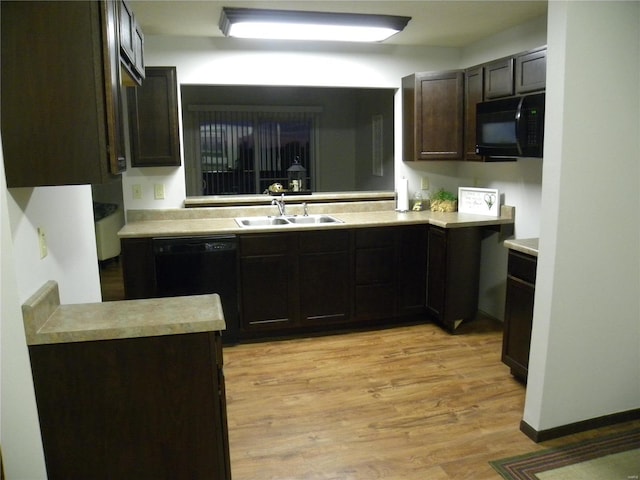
{"left": 219, "top": 7, "right": 411, "bottom": 43}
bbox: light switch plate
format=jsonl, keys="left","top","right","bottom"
{"left": 37, "top": 227, "right": 48, "bottom": 259}
{"left": 154, "top": 183, "right": 165, "bottom": 200}
{"left": 132, "top": 184, "right": 143, "bottom": 199}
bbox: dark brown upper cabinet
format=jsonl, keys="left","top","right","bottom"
{"left": 515, "top": 47, "right": 547, "bottom": 94}
{"left": 483, "top": 46, "right": 547, "bottom": 100}
{"left": 119, "top": 0, "right": 145, "bottom": 86}
{"left": 1, "top": 0, "right": 128, "bottom": 187}
{"left": 484, "top": 57, "right": 515, "bottom": 99}
{"left": 128, "top": 67, "right": 182, "bottom": 167}
{"left": 402, "top": 70, "right": 465, "bottom": 161}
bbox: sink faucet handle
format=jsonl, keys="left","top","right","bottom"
{"left": 303, "top": 202, "right": 308, "bottom": 216}
{"left": 271, "top": 194, "right": 286, "bottom": 216}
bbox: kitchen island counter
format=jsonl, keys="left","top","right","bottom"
{"left": 23, "top": 281, "right": 231, "bottom": 479}
{"left": 22, "top": 280, "right": 226, "bottom": 345}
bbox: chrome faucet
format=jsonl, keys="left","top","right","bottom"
{"left": 302, "top": 202, "right": 308, "bottom": 216}
{"left": 271, "top": 194, "right": 286, "bottom": 216}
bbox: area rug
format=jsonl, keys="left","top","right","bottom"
{"left": 489, "top": 428, "right": 640, "bottom": 479}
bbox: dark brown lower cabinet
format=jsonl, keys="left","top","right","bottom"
{"left": 298, "top": 230, "right": 351, "bottom": 325}
{"left": 239, "top": 233, "right": 297, "bottom": 332}
{"left": 122, "top": 225, "right": 432, "bottom": 341}
{"left": 354, "top": 225, "right": 428, "bottom": 322}
{"left": 502, "top": 249, "right": 537, "bottom": 381}
{"left": 237, "top": 226, "right": 427, "bottom": 338}
{"left": 29, "top": 332, "right": 231, "bottom": 480}
{"left": 239, "top": 230, "right": 351, "bottom": 334}
{"left": 426, "top": 226, "right": 482, "bottom": 331}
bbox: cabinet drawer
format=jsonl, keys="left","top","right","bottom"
{"left": 299, "top": 229, "right": 349, "bottom": 253}
{"left": 507, "top": 250, "right": 537, "bottom": 284}
{"left": 355, "top": 228, "right": 395, "bottom": 248}
{"left": 240, "top": 233, "right": 295, "bottom": 256}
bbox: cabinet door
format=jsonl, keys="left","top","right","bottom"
{"left": 397, "top": 225, "right": 427, "bottom": 316}
{"left": 502, "top": 276, "right": 535, "bottom": 380}
{"left": 402, "top": 71, "right": 464, "bottom": 161}
{"left": 464, "top": 66, "right": 484, "bottom": 161}
{"left": 426, "top": 226, "right": 481, "bottom": 331}
{"left": 104, "top": 0, "right": 128, "bottom": 175}
{"left": 121, "top": 238, "right": 156, "bottom": 299}
{"left": 239, "top": 234, "right": 296, "bottom": 331}
{"left": 1, "top": 1, "right": 125, "bottom": 187}
{"left": 484, "top": 57, "right": 515, "bottom": 99}
{"left": 502, "top": 250, "right": 537, "bottom": 381}
{"left": 299, "top": 230, "right": 351, "bottom": 325}
{"left": 119, "top": 0, "right": 134, "bottom": 62}
{"left": 516, "top": 47, "right": 546, "bottom": 94}
{"left": 29, "top": 332, "right": 230, "bottom": 479}
{"left": 118, "top": 0, "right": 144, "bottom": 85}
{"left": 128, "top": 67, "right": 181, "bottom": 167}
{"left": 133, "top": 21, "right": 145, "bottom": 76}
{"left": 426, "top": 227, "right": 447, "bottom": 321}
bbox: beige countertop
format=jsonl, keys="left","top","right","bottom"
{"left": 119, "top": 206, "right": 515, "bottom": 239}
{"left": 504, "top": 238, "right": 539, "bottom": 257}
{"left": 22, "top": 281, "right": 226, "bottom": 346}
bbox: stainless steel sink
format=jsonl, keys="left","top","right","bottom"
{"left": 286, "top": 215, "right": 342, "bottom": 224}
{"left": 235, "top": 214, "right": 343, "bottom": 228}
{"left": 236, "top": 217, "right": 290, "bottom": 227}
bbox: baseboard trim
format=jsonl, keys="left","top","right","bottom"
{"left": 520, "top": 408, "right": 640, "bottom": 443}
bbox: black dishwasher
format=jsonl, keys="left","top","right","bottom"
{"left": 153, "top": 235, "right": 239, "bottom": 344}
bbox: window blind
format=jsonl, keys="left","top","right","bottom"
{"left": 189, "top": 106, "right": 319, "bottom": 195}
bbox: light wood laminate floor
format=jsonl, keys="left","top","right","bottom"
{"left": 223, "top": 318, "right": 639, "bottom": 480}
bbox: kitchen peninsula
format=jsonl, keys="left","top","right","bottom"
{"left": 22, "top": 281, "right": 231, "bottom": 479}
{"left": 119, "top": 193, "right": 515, "bottom": 339}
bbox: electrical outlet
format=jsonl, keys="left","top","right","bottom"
{"left": 154, "top": 183, "right": 165, "bottom": 200}
{"left": 37, "top": 227, "right": 48, "bottom": 259}
{"left": 421, "top": 176, "right": 430, "bottom": 190}
{"left": 132, "top": 184, "right": 143, "bottom": 199}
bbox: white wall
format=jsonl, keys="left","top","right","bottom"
{"left": 462, "top": 15, "right": 548, "bottom": 67}
{"left": 524, "top": 0, "right": 640, "bottom": 431}
{"left": 1, "top": 145, "right": 47, "bottom": 478}
{"left": 8, "top": 187, "right": 102, "bottom": 304}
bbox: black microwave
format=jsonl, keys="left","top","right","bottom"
{"left": 476, "top": 92, "right": 545, "bottom": 158}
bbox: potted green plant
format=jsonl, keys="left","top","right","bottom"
{"left": 430, "top": 189, "right": 458, "bottom": 212}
